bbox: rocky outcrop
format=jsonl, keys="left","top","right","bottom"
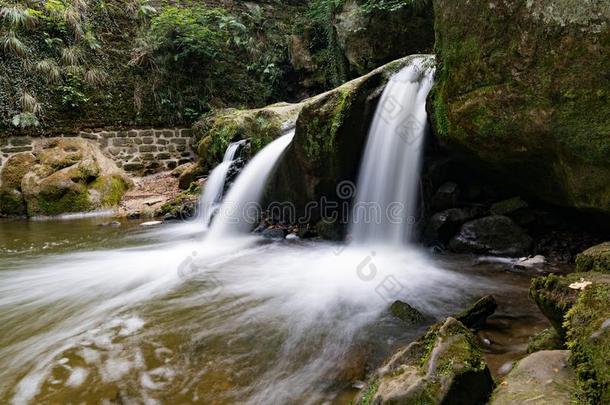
{"left": 490, "top": 350, "right": 578, "bottom": 404}
{"left": 333, "top": 0, "right": 434, "bottom": 76}
{"left": 576, "top": 242, "right": 610, "bottom": 273}
{"left": 194, "top": 103, "right": 302, "bottom": 171}
{"left": 530, "top": 272, "right": 610, "bottom": 403}
{"left": 431, "top": 0, "right": 610, "bottom": 215}
{"left": 449, "top": 215, "right": 533, "bottom": 257}
{"left": 356, "top": 317, "right": 494, "bottom": 404}
{"left": 0, "top": 138, "right": 130, "bottom": 217}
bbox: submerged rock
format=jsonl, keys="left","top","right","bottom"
{"left": 389, "top": 300, "right": 425, "bottom": 324}
{"left": 527, "top": 328, "right": 563, "bottom": 353}
{"left": 576, "top": 242, "right": 610, "bottom": 273}
{"left": 455, "top": 295, "right": 498, "bottom": 330}
{"left": 431, "top": 0, "right": 610, "bottom": 215}
{"left": 262, "top": 227, "right": 287, "bottom": 240}
{"left": 490, "top": 350, "right": 578, "bottom": 404}
{"left": 449, "top": 215, "right": 533, "bottom": 257}
{"left": 356, "top": 317, "right": 493, "bottom": 405}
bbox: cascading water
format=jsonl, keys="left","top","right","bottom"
{"left": 350, "top": 56, "right": 435, "bottom": 245}
{"left": 199, "top": 139, "right": 248, "bottom": 228}
{"left": 207, "top": 130, "right": 295, "bottom": 239}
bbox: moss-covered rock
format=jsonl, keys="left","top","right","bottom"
{"left": 527, "top": 328, "right": 564, "bottom": 354}
{"left": 194, "top": 103, "right": 303, "bottom": 171}
{"left": 490, "top": 350, "right": 578, "bottom": 404}
{"left": 576, "top": 242, "right": 610, "bottom": 273}
{"left": 431, "top": 0, "right": 610, "bottom": 215}
{"left": 356, "top": 317, "right": 494, "bottom": 404}
{"left": 389, "top": 300, "right": 425, "bottom": 324}
{"left": 455, "top": 295, "right": 498, "bottom": 330}
{"left": 333, "top": 0, "right": 434, "bottom": 76}
{"left": 0, "top": 153, "right": 36, "bottom": 216}
{"left": 565, "top": 281, "right": 610, "bottom": 404}
{"left": 529, "top": 272, "right": 610, "bottom": 403}
{"left": 3, "top": 138, "right": 131, "bottom": 217}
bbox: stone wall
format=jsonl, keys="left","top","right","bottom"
{"left": 0, "top": 128, "right": 196, "bottom": 177}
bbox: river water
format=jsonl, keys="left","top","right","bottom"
{"left": 0, "top": 216, "right": 551, "bottom": 404}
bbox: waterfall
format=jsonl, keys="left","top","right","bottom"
{"left": 350, "top": 56, "right": 435, "bottom": 245}
{"left": 199, "top": 139, "right": 248, "bottom": 228}
{"left": 207, "top": 130, "right": 295, "bottom": 239}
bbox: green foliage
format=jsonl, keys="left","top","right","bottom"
{"left": 58, "top": 74, "right": 88, "bottom": 108}
{"left": 360, "top": 0, "right": 430, "bottom": 14}
{"left": 11, "top": 112, "right": 39, "bottom": 128}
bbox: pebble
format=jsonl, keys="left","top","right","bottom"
{"left": 141, "top": 221, "right": 163, "bottom": 227}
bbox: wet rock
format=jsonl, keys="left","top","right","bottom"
{"left": 455, "top": 295, "right": 497, "bottom": 330}
{"left": 173, "top": 162, "right": 203, "bottom": 190}
{"left": 424, "top": 206, "right": 481, "bottom": 244}
{"left": 527, "top": 328, "right": 563, "bottom": 354}
{"left": 490, "top": 350, "right": 577, "bottom": 404}
{"left": 449, "top": 215, "right": 533, "bottom": 257}
{"left": 389, "top": 300, "right": 425, "bottom": 324}
{"left": 262, "top": 227, "right": 287, "bottom": 240}
{"left": 490, "top": 197, "right": 528, "bottom": 216}
{"left": 356, "top": 317, "right": 493, "bottom": 405}
{"left": 285, "top": 233, "right": 300, "bottom": 241}
{"left": 576, "top": 242, "right": 610, "bottom": 273}
{"left": 430, "top": 181, "right": 460, "bottom": 211}
{"left": 513, "top": 255, "right": 546, "bottom": 270}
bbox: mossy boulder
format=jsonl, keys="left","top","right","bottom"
{"left": 356, "top": 317, "right": 494, "bottom": 404}
{"left": 333, "top": 0, "right": 434, "bottom": 76}
{"left": 431, "top": 0, "right": 610, "bottom": 215}
{"left": 455, "top": 295, "right": 498, "bottom": 330}
{"left": 389, "top": 300, "right": 425, "bottom": 324}
{"left": 194, "top": 103, "right": 303, "bottom": 171}
{"left": 490, "top": 350, "right": 578, "bottom": 404}
{"left": 565, "top": 280, "right": 610, "bottom": 403}
{"left": 529, "top": 272, "right": 610, "bottom": 403}
{"left": 269, "top": 55, "right": 427, "bottom": 222}
{"left": 576, "top": 242, "right": 610, "bottom": 273}
{"left": 2, "top": 138, "right": 131, "bottom": 217}
{"left": 0, "top": 153, "right": 36, "bottom": 216}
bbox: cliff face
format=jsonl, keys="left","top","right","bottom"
{"left": 431, "top": 0, "right": 610, "bottom": 214}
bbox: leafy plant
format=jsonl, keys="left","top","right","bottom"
{"left": 0, "top": 4, "right": 38, "bottom": 29}
{"left": 1, "top": 29, "right": 27, "bottom": 57}
{"left": 12, "top": 112, "right": 40, "bottom": 128}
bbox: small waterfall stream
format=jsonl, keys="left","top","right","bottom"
{"left": 207, "top": 130, "right": 295, "bottom": 239}
{"left": 199, "top": 139, "right": 248, "bottom": 228}
{"left": 351, "top": 56, "right": 435, "bottom": 245}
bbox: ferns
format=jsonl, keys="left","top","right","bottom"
{"left": 20, "top": 92, "right": 43, "bottom": 115}
{"left": 61, "top": 45, "right": 83, "bottom": 66}
{"left": 35, "top": 59, "right": 62, "bottom": 83}
{"left": 2, "top": 30, "right": 27, "bottom": 57}
{"left": 83, "top": 67, "right": 107, "bottom": 87}
{"left": 0, "top": 5, "right": 38, "bottom": 30}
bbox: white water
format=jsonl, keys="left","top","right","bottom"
{"left": 199, "top": 139, "right": 248, "bottom": 228}
{"left": 207, "top": 130, "right": 295, "bottom": 239}
{"left": 351, "top": 56, "right": 435, "bottom": 246}
{"left": 0, "top": 57, "right": 497, "bottom": 405}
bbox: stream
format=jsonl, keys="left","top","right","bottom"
{"left": 0, "top": 216, "right": 551, "bottom": 404}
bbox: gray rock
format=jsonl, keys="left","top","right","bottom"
{"left": 424, "top": 206, "right": 481, "bottom": 244}
{"left": 449, "top": 215, "right": 533, "bottom": 257}
{"left": 262, "top": 227, "right": 287, "bottom": 240}
{"left": 490, "top": 350, "right": 577, "bottom": 404}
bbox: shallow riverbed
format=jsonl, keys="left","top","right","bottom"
{"left": 0, "top": 217, "right": 556, "bottom": 404}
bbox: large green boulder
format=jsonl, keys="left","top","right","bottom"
{"left": 1, "top": 138, "right": 131, "bottom": 217}
{"left": 431, "top": 0, "right": 610, "bottom": 214}
{"left": 333, "top": 0, "right": 434, "bottom": 76}
{"left": 576, "top": 242, "right": 610, "bottom": 273}
{"left": 194, "top": 103, "right": 303, "bottom": 171}
{"left": 356, "top": 317, "right": 494, "bottom": 404}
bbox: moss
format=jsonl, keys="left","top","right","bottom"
{"left": 30, "top": 187, "right": 92, "bottom": 217}
{"left": 358, "top": 378, "right": 379, "bottom": 405}
{"left": 576, "top": 242, "right": 610, "bottom": 273}
{"left": 90, "top": 175, "right": 129, "bottom": 207}
{"left": 565, "top": 283, "right": 610, "bottom": 404}
{"left": 527, "top": 328, "right": 564, "bottom": 353}
{"left": 431, "top": 0, "right": 610, "bottom": 214}
{"left": 0, "top": 189, "right": 26, "bottom": 216}
{"left": 529, "top": 274, "right": 582, "bottom": 337}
